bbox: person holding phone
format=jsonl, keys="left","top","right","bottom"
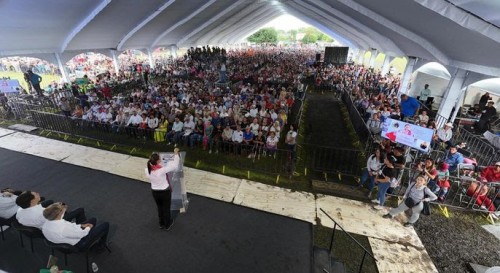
{"left": 145, "top": 148, "right": 180, "bottom": 230}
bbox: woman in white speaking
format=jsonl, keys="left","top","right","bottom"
{"left": 145, "top": 148, "right": 180, "bottom": 230}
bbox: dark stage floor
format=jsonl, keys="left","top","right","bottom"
{"left": 0, "top": 148, "right": 312, "bottom": 273}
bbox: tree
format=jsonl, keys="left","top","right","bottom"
{"left": 247, "top": 27, "right": 278, "bottom": 44}
{"left": 302, "top": 33, "right": 318, "bottom": 44}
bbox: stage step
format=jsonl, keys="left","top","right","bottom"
{"left": 313, "top": 246, "right": 346, "bottom": 273}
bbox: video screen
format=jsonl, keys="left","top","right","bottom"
{"left": 381, "top": 118, "right": 434, "bottom": 152}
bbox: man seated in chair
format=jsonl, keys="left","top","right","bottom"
{"left": 42, "top": 203, "right": 109, "bottom": 251}
{"left": 0, "top": 188, "right": 20, "bottom": 221}
{"left": 15, "top": 191, "right": 86, "bottom": 230}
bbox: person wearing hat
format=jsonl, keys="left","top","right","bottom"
{"left": 433, "top": 123, "right": 453, "bottom": 149}
{"left": 475, "top": 101, "right": 497, "bottom": 134}
{"left": 444, "top": 145, "right": 464, "bottom": 173}
{"left": 42, "top": 203, "right": 109, "bottom": 250}
{"left": 382, "top": 175, "right": 437, "bottom": 227}
{"left": 372, "top": 155, "right": 398, "bottom": 210}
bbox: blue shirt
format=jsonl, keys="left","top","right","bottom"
{"left": 243, "top": 131, "right": 254, "bottom": 141}
{"left": 400, "top": 96, "right": 420, "bottom": 117}
{"left": 445, "top": 152, "right": 464, "bottom": 172}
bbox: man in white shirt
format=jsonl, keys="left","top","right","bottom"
{"left": 270, "top": 109, "right": 278, "bottom": 121}
{"left": 167, "top": 116, "right": 184, "bottom": 145}
{"left": 433, "top": 122, "right": 453, "bottom": 149}
{"left": 231, "top": 126, "right": 244, "bottom": 154}
{"left": 16, "top": 191, "right": 87, "bottom": 229}
{"left": 126, "top": 111, "right": 142, "bottom": 138}
{"left": 182, "top": 116, "right": 195, "bottom": 145}
{"left": 0, "top": 189, "right": 19, "bottom": 221}
{"left": 419, "top": 84, "right": 431, "bottom": 104}
{"left": 248, "top": 105, "right": 258, "bottom": 118}
{"left": 42, "top": 203, "right": 109, "bottom": 251}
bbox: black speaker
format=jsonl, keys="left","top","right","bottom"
{"left": 324, "top": 47, "right": 349, "bottom": 64}
{"left": 315, "top": 53, "right": 321, "bottom": 62}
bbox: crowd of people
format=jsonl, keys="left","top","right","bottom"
{"left": 0, "top": 57, "right": 60, "bottom": 75}
{"left": 47, "top": 47, "right": 316, "bottom": 160}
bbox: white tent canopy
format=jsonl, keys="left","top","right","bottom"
{"left": 1, "top": 0, "right": 500, "bottom": 76}
{"left": 463, "top": 78, "right": 500, "bottom": 107}
{"left": 408, "top": 62, "right": 451, "bottom": 106}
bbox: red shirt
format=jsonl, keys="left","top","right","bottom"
{"left": 481, "top": 166, "right": 500, "bottom": 182}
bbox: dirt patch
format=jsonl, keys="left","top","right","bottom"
{"left": 414, "top": 210, "right": 500, "bottom": 273}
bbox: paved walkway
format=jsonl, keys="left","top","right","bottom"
{"left": 0, "top": 127, "right": 438, "bottom": 273}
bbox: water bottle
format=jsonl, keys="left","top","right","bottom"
{"left": 92, "top": 262, "right": 99, "bottom": 272}
{"left": 49, "top": 265, "right": 58, "bottom": 273}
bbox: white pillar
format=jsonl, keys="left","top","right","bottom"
{"left": 368, "top": 49, "right": 378, "bottom": 68}
{"left": 147, "top": 49, "right": 154, "bottom": 69}
{"left": 54, "top": 53, "right": 69, "bottom": 83}
{"left": 398, "top": 57, "right": 418, "bottom": 96}
{"left": 170, "top": 45, "right": 178, "bottom": 58}
{"left": 110, "top": 50, "right": 120, "bottom": 75}
{"left": 437, "top": 68, "right": 468, "bottom": 124}
{"left": 381, "top": 55, "right": 395, "bottom": 76}
{"left": 450, "top": 86, "right": 467, "bottom": 123}
{"left": 357, "top": 50, "right": 365, "bottom": 65}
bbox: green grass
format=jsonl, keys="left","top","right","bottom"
{"left": 314, "top": 223, "right": 378, "bottom": 273}
{"left": 0, "top": 71, "right": 61, "bottom": 90}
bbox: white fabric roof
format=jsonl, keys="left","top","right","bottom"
{"left": 414, "top": 62, "right": 452, "bottom": 80}
{"left": 1, "top": 0, "right": 500, "bottom": 75}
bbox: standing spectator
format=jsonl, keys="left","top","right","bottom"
{"left": 479, "top": 92, "right": 492, "bottom": 109}
{"left": 400, "top": 94, "right": 420, "bottom": 120}
{"left": 27, "top": 69, "right": 43, "bottom": 96}
{"left": 419, "top": 84, "right": 431, "bottom": 104}
{"left": 358, "top": 148, "right": 384, "bottom": 198}
{"left": 372, "top": 155, "right": 398, "bottom": 210}
{"left": 475, "top": 101, "right": 497, "bottom": 134}
{"left": 382, "top": 175, "right": 437, "bottom": 227}
{"left": 285, "top": 124, "right": 297, "bottom": 161}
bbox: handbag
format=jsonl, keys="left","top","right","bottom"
{"left": 404, "top": 197, "right": 420, "bottom": 208}
{"left": 422, "top": 201, "right": 431, "bottom": 216}
{"left": 404, "top": 183, "right": 420, "bottom": 208}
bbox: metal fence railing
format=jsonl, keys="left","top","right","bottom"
{"left": 26, "top": 110, "right": 297, "bottom": 177}
{"left": 319, "top": 208, "right": 377, "bottom": 273}
{"left": 452, "top": 128, "right": 499, "bottom": 166}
